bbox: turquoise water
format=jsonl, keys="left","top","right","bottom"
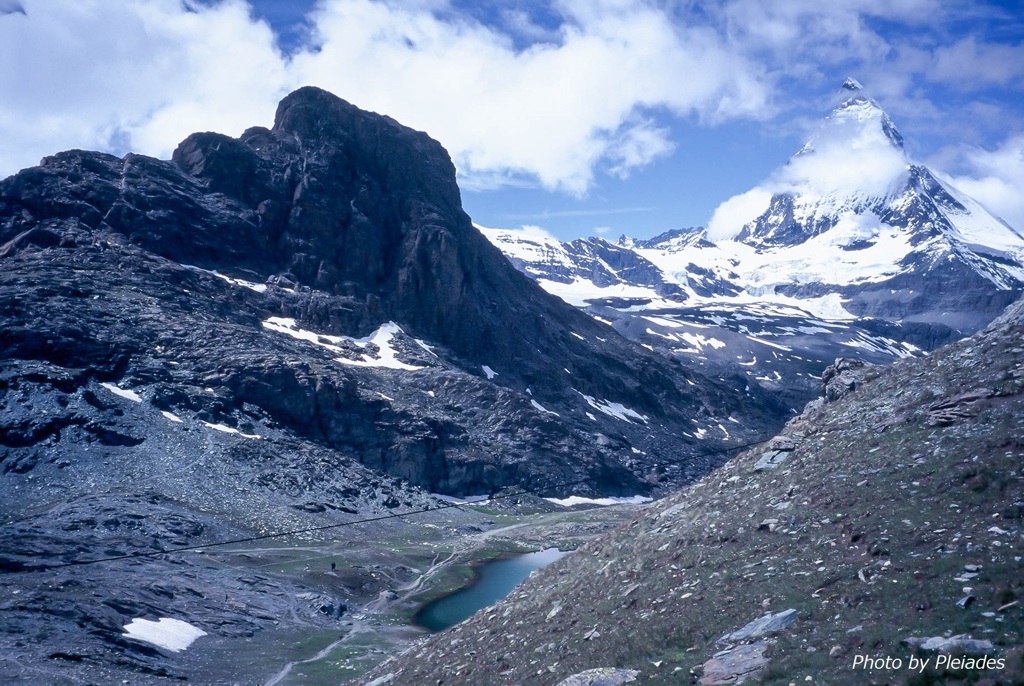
{"left": 415, "top": 548, "right": 567, "bottom": 632}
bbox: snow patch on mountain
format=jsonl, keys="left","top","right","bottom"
{"left": 531, "top": 399, "right": 560, "bottom": 416}
{"left": 576, "top": 391, "right": 648, "bottom": 423}
{"left": 536, "top": 277, "right": 665, "bottom": 307}
{"left": 182, "top": 263, "right": 267, "bottom": 292}
{"left": 640, "top": 219, "right": 918, "bottom": 292}
{"left": 202, "top": 421, "right": 261, "bottom": 439}
{"left": 335, "top": 323, "right": 424, "bottom": 371}
{"left": 545, "top": 495, "right": 652, "bottom": 507}
{"left": 99, "top": 383, "right": 143, "bottom": 403}
{"left": 476, "top": 224, "right": 564, "bottom": 266}
{"left": 122, "top": 618, "right": 207, "bottom": 653}
{"left": 677, "top": 332, "right": 727, "bottom": 353}
{"left": 262, "top": 318, "right": 424, "bottom": 371}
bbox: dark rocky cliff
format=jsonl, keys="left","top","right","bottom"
{"left": 0, "top": 86, "right": 786, "bottom": 499}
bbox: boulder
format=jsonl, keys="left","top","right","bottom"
{"left": 556, "top": 668, "right": 640, "bottom": 686}
{"left": 719, "top": 609, "right": 798, "bottom": 643}
{"left": 753, "top": 450, "right": 788, "bottom": 471}
{"left": 699, "top": 641, "right": 771, "bottom": 685}
{"left": 822, "top": 358, "right": 870, "bottom": 402}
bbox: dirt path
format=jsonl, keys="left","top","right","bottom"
{"left": 264, "top": 637, "right": 349, "bottom": 686}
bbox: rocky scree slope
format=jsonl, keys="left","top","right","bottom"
{"left": 362, "top": 297, "right": 1024, "bottom": 685}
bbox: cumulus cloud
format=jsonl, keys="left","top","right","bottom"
{"left": 510, "top": 223, "right": 562, "bottom": 244}
{"left": 707, "top": 187, "right": 773, "bottom": 240}
{"left": 942, "top": 134, "right": 1024, "bottom": 232}
{"left": 0, "top": 0, "right": 289, "bottom": 176}
{"left": 1, "top": 0, "right": 1021, "bottom": 217}
{"left": 708, "top": 92, "right": 911, "bottom": 240}
{"left": 930, "top": 37, "right": 1024, "bottom": 90}
{"left": 290, "top": 0, "right": 770, "bottom": 194}
{"left": 0, "top": 0, "right": 771, "bottom": 194}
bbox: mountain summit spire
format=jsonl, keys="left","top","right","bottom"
{"left": 827, "top": 77, "right": 905, "bottom": 151}
{"left": 841, "top": 77, "right": 864, "bottom": 91}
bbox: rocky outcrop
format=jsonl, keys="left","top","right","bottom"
{"left": 925, "top": 387, "right": 999, "bottom": 426}
{"left": 821, "top": 357, "right": 871, "bottom": 402}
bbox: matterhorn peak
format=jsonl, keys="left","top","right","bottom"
{"left": 825, "top": 78, "right": 905, "bottom": 150}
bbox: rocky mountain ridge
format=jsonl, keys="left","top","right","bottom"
{"left": 1, "top": 86, "right": 785, "bottom": 498}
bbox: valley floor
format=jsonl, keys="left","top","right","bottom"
{"left": 0, "top": 498, "right": 643, "bottom": 685}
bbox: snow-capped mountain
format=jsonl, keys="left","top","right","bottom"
{"left": 694, "top": 77, "right": 1024, "bottom": 328}
{"left": 484, "top": 79, "right": 1024, "bottom": 408}
{"left": 478, "top": 225, "right": 688, "bottom": 305}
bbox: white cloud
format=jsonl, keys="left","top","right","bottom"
{"left": 0, "top": 0, "right": 771, "bottom": 195}
{"left": 515, "top": 224, "right": 562, "bottom": 244}
{"left": 930, "top": 37, "right": 1024, "bottom": 90}
{"left": 1, "top": 0, "right": 1020, "bottom": 218}
{"left": 716, "top": 0, "right": 940, "bottom": 66}
{"left": 290, "top": 0, "right": 770, "bottom": 194}
{"left": 780, "top": 102, "right": 909, "bottom": 198}
{"left": 0, "top": 0, "right": 289, "bottom": 176}
{"left": 708, "top": 91, "right": 911, "bottom": 239}
{"left": 941, "top": 134, "right": 1024, "bottom": 232}
{"left": 707, "top": 187, "right": 773, "bottom": 240}
{"left": 706, "top": 0, "right": 1022, "bottom": 142}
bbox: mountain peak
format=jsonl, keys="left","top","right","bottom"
{"left": 820, "top": 78, "right": 905, "bottom": 152}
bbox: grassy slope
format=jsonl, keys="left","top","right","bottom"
{"left": 360, "top": 300, "right": 1024, "bottom": 686}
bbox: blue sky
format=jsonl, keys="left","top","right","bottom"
{"left": 1, "top": 0, "right": 1022, "bottom": 239}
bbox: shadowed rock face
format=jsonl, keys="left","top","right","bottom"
{"left": 0, "top": 87, "right": 789, "bottom": 501}
{"left": 2, "top": 87, "right": 782, "bottom": 433}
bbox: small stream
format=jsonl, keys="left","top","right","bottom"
{"left": 415, "top": 548, "right": 567, "bottom": 632}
